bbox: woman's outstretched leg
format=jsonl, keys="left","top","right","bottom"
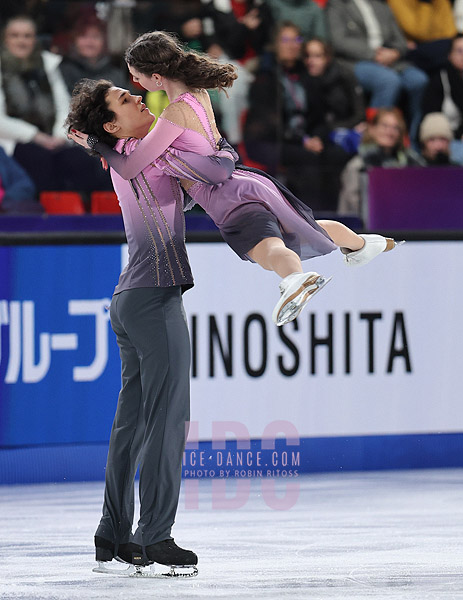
{"left": 316, "top": 220, "right": 365, "bottom": 251}
{"left": 317, "top": 219, "right": 398, "bottom": 267}
{"left": 247, "top": 237, "right": 303, "bottom": 278}
{"left": 248, "top": 237, "right": 331, "bottom": 327}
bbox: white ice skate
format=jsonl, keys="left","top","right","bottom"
{"left": 272, "top": 271, "right": 332, "bottom": 327}
{"left": 341, "top": 234, "right": 404, "bottom": 267}
{"left": 93, "top": 561, "right": 198, "bottom": 578}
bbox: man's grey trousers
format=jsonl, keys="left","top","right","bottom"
{"left": 95, "top": 286, "right": 190, "bottom": 548}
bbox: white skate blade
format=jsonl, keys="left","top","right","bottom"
{"left": 93, "top": 561, "right": 135, "bottom": 576}
{"left": 147, "top": 563, "right": 198, "bottom": 578}
{"left": 385, "top": 239, "right": 406, "bottom": 251}
{"left": 93, "top": 561, "right": 198, "bottom": 578}
{"left": 277, "top": 275, "right": 332, "bottom": 326}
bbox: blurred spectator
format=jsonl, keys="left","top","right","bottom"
{"left": 338, "top": 108, "right": 424, "bottom": 217}
{"left": 104, "top": 0, "right": 136, "bottom": 59}
{"left": 388, "top": 0, "right": 457, "bottom": 73}
{"left": 419, "top": 112, "right": 455, "bottom": 165}
{"left": 161, "top": 0, "right": 273, "bottom": 61}
{"left": 161, "top": 1, "right": 211, "bottom": 52}
{"left": 326, "top": 0, "right": 428, "bottom": 145}
{"left": 388, "top": 0, "right": 456, "bottom": 43}
{"left": 202, "top": 0, "right": 273, "bottom": 64}
{"left": 303, "top": 38, "right": 366, "bottom": 152}
{"left": 0, "top": 146, "right": 41, "bottom": 213}
{"left": 454, "top": 0, "right": 463, "bottom": 33}
{"left": 49, "top": 3, "right": 103, "bottom": 56}
{"left": 207, "top": 41, "right": 253, "bottom": 146}
{"left": 0, "top": 0, "right": 69, "bottom": 48}
{"left": 130, "top": 1, "right": 171, "bottom": 37}
{"left": 0, "top": 15, "right": 112, "bottom": 194}
{"left": 59, "top": 16, "right": 128, "bottom": 94}
{"left": 0, "top": 15, "right": 69, "bottom": 155}
{"left": 422, "top": 35, "right": 463, "bottom": 163}
{"left": 244, "top": 22, "right": 349, "bottom": 211}
{"left": 265, "top": 0, "right": 328, "bottom": 41}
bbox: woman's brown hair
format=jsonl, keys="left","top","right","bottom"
{"left": 305, "top": 38, "right": 334, "bottom": 62}
{"left": 2, "top": 15, "right": 37, "bottom": 48}
{"left": 124, "top": 31, "right": 237, "bottom": 91}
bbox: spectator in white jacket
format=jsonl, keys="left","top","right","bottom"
{"left": 454, "top": 0, "right": 463, "bottom": 33}
{"left": 0, "top": 15, "right": 111, "bottom": 194}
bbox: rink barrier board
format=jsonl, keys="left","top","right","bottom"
{"left": 1, "top": 240, "right": 463, "bottom": 484}
{"left": 1, "top": 433, "right": 463, "bottom": 485}
{"left": 0, "top": 213, "right": 364, "bottom": 242}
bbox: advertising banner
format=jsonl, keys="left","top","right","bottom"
{"left": 184, "top": 242, "right": 463, "bottom": 439}
{"left": 0, "top": 245, "right": 121, "bottom": 447}
{"left": 0, "top": 241, "right": 462, "bottom": 483}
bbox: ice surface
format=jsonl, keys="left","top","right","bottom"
{"left": 1, "top": 470, "right": 462, "bottom": 599}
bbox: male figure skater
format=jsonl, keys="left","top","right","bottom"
{"left": 66, "top": 79, "right": 200, "bottom": 575}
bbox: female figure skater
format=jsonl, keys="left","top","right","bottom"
{"left": 69, "top": 31, "right": 399, "bottom": 326}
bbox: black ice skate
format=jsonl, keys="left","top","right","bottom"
{"left": 93, "top": 536, "right": 149, "bottom": 577}
{"left": 145, "top": 539, "right": 198, "bottom": 577}
{"left": 92, "top": 536, "right": 198, "bottom": 578}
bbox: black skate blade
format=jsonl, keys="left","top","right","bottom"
{"left": 93, "top": 561, "right": 198, "bottom": 578}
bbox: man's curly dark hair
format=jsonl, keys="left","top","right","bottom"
{"left": 64, "top": 78, "right": 119, "bottom": 154}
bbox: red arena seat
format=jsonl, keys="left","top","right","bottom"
{"left": 40, "top": 191, "right": 85, "bottom": 215}
{"left": 91, "top": 191, "right": 121, "bottom": 214}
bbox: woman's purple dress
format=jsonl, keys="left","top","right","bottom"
{"left": 96, "top": 91, "right": 337, "bottom": 261}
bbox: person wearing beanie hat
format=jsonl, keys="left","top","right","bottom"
{"left": 419, "top": 112, "right": 455, "bottom": 165}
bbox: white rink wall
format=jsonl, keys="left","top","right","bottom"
{"left": 184, "top": 241, "right": 463, "bottom": 440}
